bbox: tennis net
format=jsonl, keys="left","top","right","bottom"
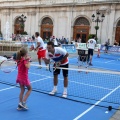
{"left": 0, "top": 63, "right": 120, "bottom": 110}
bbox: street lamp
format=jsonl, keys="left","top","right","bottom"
{"left": 92, "top": 11, "right": 105, "bottom": 40}
{"left": 19, "top": 14, "right": 27, "bottom": 23}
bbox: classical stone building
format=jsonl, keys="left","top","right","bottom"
{"left": 0, "top": 0, "right": 120, "bottom": 44}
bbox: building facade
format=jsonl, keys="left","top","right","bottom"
{"left": 0, "top": 0, "right": 120, "bottom": 45}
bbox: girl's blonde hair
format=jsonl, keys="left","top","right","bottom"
{"left": 16, "top": 47, "right": 28, "bottom": 60}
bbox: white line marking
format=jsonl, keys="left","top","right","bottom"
{"left": 28, "top": 71, "right": 49, "bottom": 76}
{"left": 0, "top": 86, "right": 15, "bottom": 92}
{"left": 67, "top": 80, "right": 113, "bottom": 91}
{"left": 0, "top": 77, "right": 50, "bottom": 92}
{"left": 105, "top": 60, "right": 115, "bottom": 63}
{"left": 58, "top": 78, "right": 113, "bottom": 91}
{"left": 30, "top": 77, "right": 51, "bottom": 83}
{"left": 73, "top": 85, "right": 120, "bottom": 120}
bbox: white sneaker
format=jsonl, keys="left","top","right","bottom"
{"left": 17, "top": 104, "right": 23, "bottom": 111}
{"left": 19, "top": 102, "right": 28, "bottom": 110}
{"left": 37, "top": 66, "right": 42, "bottom": 69}
{"left": 62, "top": 91, "right": 67, "bottom": 98}
{"left": 49, "top": 89, "right": 57, "bottom": 95}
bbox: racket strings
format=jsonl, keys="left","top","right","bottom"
{"left": 0, "top": 60, "right": 17, "bottom": 73}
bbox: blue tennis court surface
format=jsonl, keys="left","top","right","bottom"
{"left": 0, "top": 56, "right": 120, "bottom": 120}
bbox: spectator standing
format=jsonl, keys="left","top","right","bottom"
{"left": 104, "top": 38, "right": 110, "bottom": 53}
{"left": 52, "top": 36, "right": 58, "bottom": 47}
{"left": 87, "top": 35, "right": 96, "bottom": 66}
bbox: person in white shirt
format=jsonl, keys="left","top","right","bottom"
{"left": 52, "top": 36, "right": 58, "bottom": 47}
{"left": 43, "top": 41, "right": 69, "bottom": 98}
{"left": 87, "top": 35, "right": 96, "bottom": 66}
{"left": 35, "top": 32, "right": 47, "bottom": 68}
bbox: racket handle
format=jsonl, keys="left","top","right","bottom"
{"left": 26, "top": 58, "right": 32, "bottom": 62}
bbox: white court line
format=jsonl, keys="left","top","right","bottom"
{"left": 58, "top": 78, "right": 113, "bottom": 91}
{"left": 105, "top": 60, "right": 115, "bottom": 63}
{"left": 0, "top": 86, "right": 15, "bottom": 92}
{"left": 28, "top": 71, "right": 50, "bottom": 77}
{"left": 87, "top": 59, "right": 118, "bottom": 65}
{"left": 70, "top": 56, "right": 119, "bottom": 64}
{"left": 73, "top": 85, "right": 120, "bottom": 120}
{"left": 0, "top": 77, "right": 50, "bottom": 92}
{"left": 67, "top": 80, "right": 113, "bottom": 91}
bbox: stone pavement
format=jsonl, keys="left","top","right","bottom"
{"left": 110, "top": 109, "right": 120, "bottom": 120}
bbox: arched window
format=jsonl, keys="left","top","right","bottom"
{"left": 73, "top": 17, "right": 90, "bottom": 43}
{"left": 74, "top": 17, "right": 90, "bottom": 26}
{"left": 117, "top": 20, "right": 120, "bottom": 26}
{"left": 42, "top": 17, "right": 53, "bottom": 25}
{"left": 41, "top": 17, "right": 53, "bottom": 40}
{"left": 115, "top": 20, "right": 120, "bottom": 45}
{"left": 14, "top": 17, "right": 24, "bottom": 34}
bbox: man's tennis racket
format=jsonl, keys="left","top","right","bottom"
{"left": 0, "top": 60, "right": 17, "bottom": 73}
{"left": 49, "top": 61, "right": 60, "bottom": 72}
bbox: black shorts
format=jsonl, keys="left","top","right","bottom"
{"left": 88, "top": 49, "right": 94, "bottom": 56}
{"left": 105, "top": 45, "right": 109, "bottom": 50}
{"left": 53, "top": 64, "right": 69, "bottom": 77}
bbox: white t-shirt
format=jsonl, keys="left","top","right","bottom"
{"left": 87, "top": 39, "right": 96, "bottom": 49}
{"left": 37, "top": 36, "right": 45, "bottom": 50}
{"left": 53, "top": 38, "right": 58, "bottom": 46}
{"left": 46, "top": 47, "right": 68, "bottom": 65}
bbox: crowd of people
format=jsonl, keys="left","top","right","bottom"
{"left": 11, "top": 33, "right": 69, "bottom": 45}
{"left": 12, "top": 34, "right": 34, "bottom": 42}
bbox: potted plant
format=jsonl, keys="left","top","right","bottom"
{"left": 94, "top": 26, "right": 99, "bottom": 30}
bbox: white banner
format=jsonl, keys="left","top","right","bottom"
{"left": 76, "top": 43, "right": 101, "bottom": 51}
{"left": 76, "top": 43, "right": 87, "bottom": 50}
